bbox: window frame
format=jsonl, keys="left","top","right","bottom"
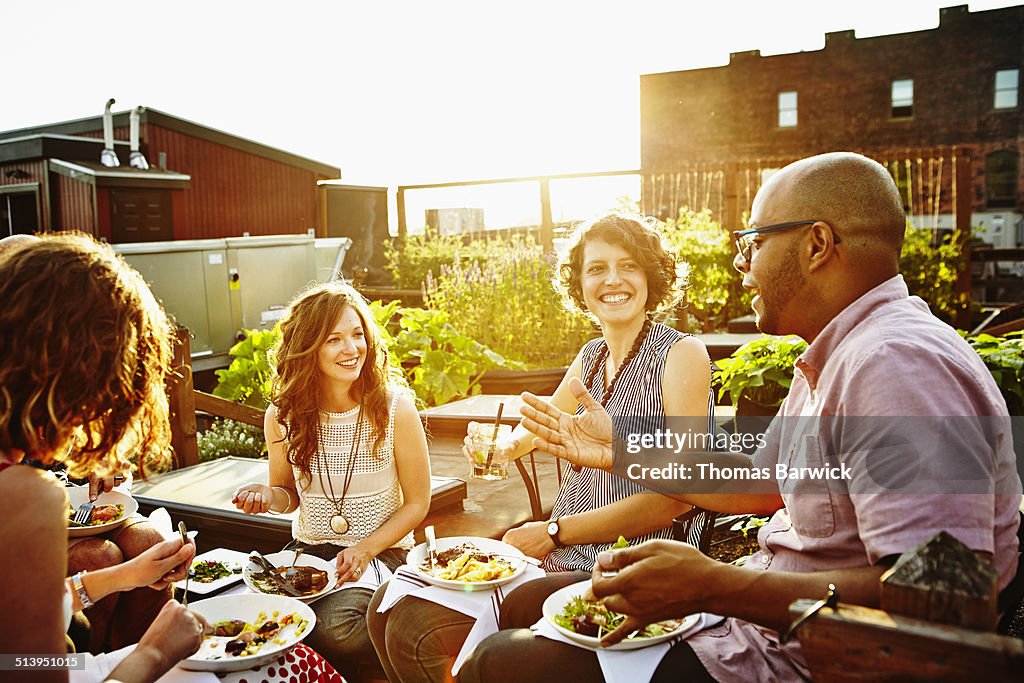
{"left": 994, "top": 68, "right": 1020, "bottom": 110}
{"left": 777, "top": 90, "right": 798, "bottom": 128}
{"left": 891, "top": 78, "right": 914, "bottom": 119}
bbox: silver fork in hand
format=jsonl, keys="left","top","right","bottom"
{"left": 178, "top": 521, "right": 191, "bottom": 606}
{"left": 72, "top": 502, "right": 95, "bottom": 525}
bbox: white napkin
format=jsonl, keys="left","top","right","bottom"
{"left": 376, "top": 564, "right": 546, "bottom": 677}
{"left": 530, "top": 612, "right": 724, "bottom": 683}
{"left": 146, "top": 507, "right": 197, "bottom": 542}
{"left": 69, "top": 644, "right": 219, "bottom": 683}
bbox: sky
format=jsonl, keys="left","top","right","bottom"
{"left": 3, "top": 1, "right": 1020, "bottom": 190}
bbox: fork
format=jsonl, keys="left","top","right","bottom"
{"left": 178, "top": 521, "right": 190, "bottom": 606}
{"left": 72, "top": 502, "right": 95, "bottom": 525}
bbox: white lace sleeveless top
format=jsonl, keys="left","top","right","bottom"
{"left": 288, "top": 393, "right": 413, "bottom": 549}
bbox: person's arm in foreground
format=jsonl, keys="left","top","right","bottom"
{"left": 591, "top": 539, "right": 887, "bottom": 645}
{"left": 334, "top": 393, "right": 431, "bottom": 582}
{"left": 521, "top": 377, "right": 783, "bottom": 515}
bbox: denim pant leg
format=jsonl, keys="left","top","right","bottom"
{"left": 302, "top": 545, "right": 407, "bottom": 683}
{"left": 497, "top": 571, "right": 588, "bottom": 629}
{"left": 367, "top": 586, "right": 476, "bottom": 683}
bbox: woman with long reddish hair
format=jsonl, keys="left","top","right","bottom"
{"left": 233, "top": 281, "right": 431, "bottom": 683}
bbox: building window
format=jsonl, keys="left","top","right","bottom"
{"left": 778, "top": 91, "right": 797, "bottom": 128}
{"left": 994, "top": 69, "right": 1019, "bottom": 109}
{"left": 986, "top": 151, "right": 1018, "bottom": 208}
{"left": 891, "top": 79, "right": 913, "bottom": 118}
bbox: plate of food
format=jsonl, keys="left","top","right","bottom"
{"left": 242, "top": 550, "right": 337, "bottom": 601}
{"left": 406, "top": 536, "right": 528, "bottom": 591}
{"left": 542, "top": 580, "right": 699, "bottom": 651}
{"left": 175, "top": 548, "right": 248, "bottom": 595}
{"left": 66, "top": 486, "right": 137, "bottom": 538}
{"left": 179, "top": 593, "right": 315, "bottom": 672}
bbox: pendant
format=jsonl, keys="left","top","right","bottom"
{"left": 330, "top": 514, "right": 349, "bottom": 535}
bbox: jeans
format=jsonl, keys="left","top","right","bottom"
{"left": 300, "top": 543, "right": 407, "bottom": 683}
{"left": 366, "top": 585, "right": 476, "bottom": 683}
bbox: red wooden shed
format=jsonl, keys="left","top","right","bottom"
{"left": 0, "top": 106, "right": 340, "bottom": 242}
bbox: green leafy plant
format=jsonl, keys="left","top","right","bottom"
{"left": 212, "top": 327, "right": 279, "bottom": 409}
{"left": 197, "top": 418, "right": 266, "bottom": 462}
{"left": 423, "top": 234, "right": 595, "bottom": 369}
{"left": 383, "top": 233, "right": 515, "bottom": 290}
{"left": 965, "top": 331, "right": 1024, "bottom": 415}
{"left": 370, "top": 300, "right": 523, "bottom": 407}
{"left": 659, "top": 208, "right": 752, "bottom": 332}
{"left": 717, "top": 335, "right": 807, "bottom": 409}
{"left": 900, "top": 224, "right": 967, "bottom": 325}
{"left": 730, "top": 515, "right": 769, "bottom": 538}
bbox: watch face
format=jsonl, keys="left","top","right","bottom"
{"left": 547, "top": 521, "right": 559, "bottom": 535}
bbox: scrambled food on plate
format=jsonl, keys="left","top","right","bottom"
{"left": 250, "top": 565, "right": 329, "bottom": 596}
{"left": 202, "top": 611, "right": 309, "bottom": 659}
{"left": 67, "top": 503, "right": 125, "bottom": 527}
{"left": 419, "top": 544, "right": 517, "bottom": 582}
{"left": 554, "top": 595, "right": 683, "bottom": 639}
{"left": 190, "top": 559, "right": 242, "bottom": 583}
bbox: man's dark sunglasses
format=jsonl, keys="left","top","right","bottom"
{"left": 732, "top": 220, "right": 838, "bottom": 263}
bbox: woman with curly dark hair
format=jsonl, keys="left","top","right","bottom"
{"left": 368, "top": 213, "right": 715, "bottom": 683}
{"left": 0, "top": 232, "right": 205, "bottom": 683}
{"left": 233, "top": 281, "right": 431, "bottom": 682}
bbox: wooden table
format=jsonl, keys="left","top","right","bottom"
{"left": 132, "top": 457, "right": 466, "bottom": 554}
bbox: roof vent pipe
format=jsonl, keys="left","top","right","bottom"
{"left": 129, "top": 106, "right": 149, "bottom": 169}
{"left": 101, "top": 98, "right": 119, "bottom": 168}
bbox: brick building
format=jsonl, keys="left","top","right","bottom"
{"left": 640, "top": 3, "right": 1023, "bottom": 247}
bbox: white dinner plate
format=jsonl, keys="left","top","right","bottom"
{"left": 179, "top": 593, "right": 315, "bottom": 672}
{"left": 542, "top": 580, "right": 699, "bottom": 651}
{"left": 66, "top": 486, "right": 137, "bottom": 538}
{"left": 406, "top": 536, "right": 527, "bottom": 592}
{"left": 242, "top": 550, "right": 338, "bottom": 601}
{"left": 175, "top": 548, "right": 248, "bottom": 595}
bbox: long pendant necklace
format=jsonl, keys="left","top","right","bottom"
{"left": 316, "top": 405, "right": 363, "bottom": 535}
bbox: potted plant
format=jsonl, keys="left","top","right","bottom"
{"left": 964, "top": 331, "right": 1024, "bottom": 416}
{"left": 716, "top": 335, "right": 807, "bottom": 416}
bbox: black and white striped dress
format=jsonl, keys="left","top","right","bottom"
{"left": 542, "top": 322, "right": 716, "bottom": 572}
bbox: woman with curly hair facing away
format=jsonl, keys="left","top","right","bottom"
{"left": 368, "top": 213, "right": 715, "bottom": 683}
{"left": 0, "top": 233, "right": 206, "bottom": 683}
{"left": 233, "top": 281, "right": 431, "bottom": 682}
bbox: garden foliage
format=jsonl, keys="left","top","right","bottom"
{"left": 197, "top": 418, "right": 266, "bottom": 462}
{"left": 211, "top": 327, "right": 278, "bottom": 409}
{"left": 422, "top": 234, "right": 595, "bottom": 369}
{"left": 370, "top": 300, "right": 522, "bottom": 407}
{"left": 659, "top": 208, "right": 752, "bottom": 332}
{"left": 716, "top": 335, "right": 808, "bottom": 409}
{"left": 899, "top": 224, "right": 967, "bottom": 324}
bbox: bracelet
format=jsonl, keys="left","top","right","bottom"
{"left": 269, "top": 486, "right": 294, "bottom": 515}
{"left": 72, "top": 571, "right": 94, "bottom": 609}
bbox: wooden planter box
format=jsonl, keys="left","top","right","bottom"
{"left": 478, "top": 367, "right": 567, "bottom": 395}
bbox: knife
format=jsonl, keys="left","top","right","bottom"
{"left": 425, "top": 525, "right": 438, "bottom": 573}
{"left": 249, "top": 552, "right": 305, "bottom": 597}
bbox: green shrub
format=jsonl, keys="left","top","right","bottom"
{"left": 383, "top": 234, "right": 514, "bottom": 290}
{"left": 716, "top": 335, "right": 808, "bottom": 408}
{"left": 965, "top": 331, "right": 1024, "bottom": 415}
{"left": 197, "top": 418, "right": 266, "bottom": 462}
{"left": 900, "top": 224, "right": 967, "bottom": 324}
{"left": 660, "top": 208, "right": 752, "bottom": 332}
{"left": 212, "top": 327, "right": 279, "bottom": 409}
{"left": 423, "top": 234, "right": 596, "bottom": 369}
{"left": 370, "top": 300, "right": 523, "bottom": 407}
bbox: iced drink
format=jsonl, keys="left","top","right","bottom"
{"left": 467, "top": 422, "right": 513, "bottom": 480}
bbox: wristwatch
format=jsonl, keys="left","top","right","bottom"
{"left": 546, "top": 519, "right": 564, "bottom": 549}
